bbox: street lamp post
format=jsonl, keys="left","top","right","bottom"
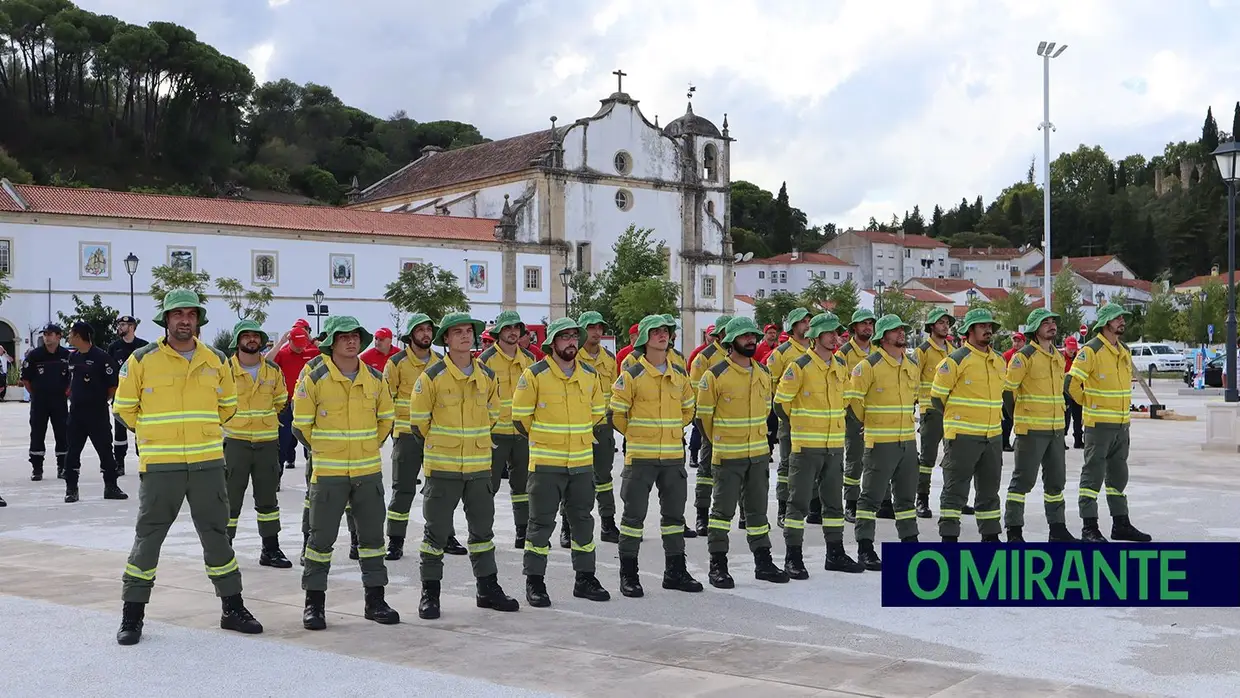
{"left": 966, "top": 287, "right": 979, "bottom": 307}
{"left": 123, "top": 253, "right": 139, "bottom": 316}
{"left": 1199, "top": 288, "right": 1208, "bottom": 351}
{"left": 1037, "top": 40, "right": 1067, "bottom": 310}
{"left": 559, "top": 267, "right": 573, "bottom": 318}
{"left": 1095, "top": 290, "right": 1106, "bottom": 307}
{"left": 312, "top": 289, "right": 326, "bottom": 335}
{"left": 1211, "top": 140, "right": 1240, "bottom": 402}
{"left": 874, "top": 280, "right": 886, "bottom": 315}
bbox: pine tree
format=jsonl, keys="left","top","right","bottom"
{"left": 1116, "top": 160, "right": 1128, "bottom": 189}
{"left": 905, "top": 205, "right": 926, "bottom": 235}
{"left": 930, "top": 205, "right": 944, "bottom": 238}
{"left": 1202, "top": 107, "right": 1220, "bottom": 153}
{"left": 773, "top": 182, "right": 794, "bottom": 253}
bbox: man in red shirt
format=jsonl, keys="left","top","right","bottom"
{"left": 753, "top": 324, "right": 780, "bottom": 365}
{"left": 687, "top": 324, "right": 714, "bottom": 368}
{"left": 614, "top": 324, "right": 640, "bottom": 373}
{"left": 1062, "top": 336, "right": 1083, "bottom": 448}
{"left": 359, "top": 328, "right": 400, "bottom": 373}
{"left": 267, "top": 325, "right": 320, "bottom": 470}
{"left": 520, "top": 330, "right": 544, "bottom": 361}
{"left": 1000, "top": 331, "right": 1026, "bottom": 452}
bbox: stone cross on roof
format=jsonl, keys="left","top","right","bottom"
{"left": 613, "top": 69, "right": 627, "bottom": 92}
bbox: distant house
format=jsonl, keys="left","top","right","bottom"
{"left": 946, "top": 246, "right": 1025, "bottom": 288}
{"left": 733, "top": 250, "right": 859, "bottom": 300}
{"left": 820, "top": 229, "right": 948, "bottom": 289}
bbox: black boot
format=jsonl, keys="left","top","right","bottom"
{"left": 754, "top": 548, "right": 790, "bottom": 583}
{"left": 619, "top": 557, "right": 643, "bottom": 598}
{"left": 385, "top": 536, "right": 404, "bottom": 561}
{"left": 1048, "top": 523, "right": 1078, "bottom": 542}
{"left": 573, "top": 571, "right": 611, "bottom": 601}
{"left": 259, "top": 536, "right": 293, "bottom": 569}
{"left": 302, "top": 590, "right": 326, "bottom": 630}
{"left": 844, "top": 500, "right": 857, "bottom": 524}
{"left": 857, "top": 540, "right": 882, "bottom": 571}
{"left": 941, "top": 535, "right": 959, "bottom": 543}
{"left": 363, "top": 586, "right": 400, "bottom": 624}
{"left": 444, "top": 535, "right": 467, "bottom": 556}
{"left": 220, "top": 594, "right": 263, "bottom": 634}
{"left": 916, "top": 492, "right": 933, "bottom": 518}
{"left": 1006, "top": 526, "right": 1024, "bottom": 543}
{"left": 30, "top": 462, "right": 42, "bottom": 482}
{"left": 103, "top": 481, "right": 128, "bottom": 500}
{"left": 662, "top": 555, "right": 703, "bottom": 592}
{"left": 824, "top": 542, "right": 865, "bottom": 573}
{"left": 1081, "top": 517, "right": 1108, "bottom": 543}
{"left": 783, "top": 545, "right": 809, "bottom": 580}
{"left": 419, "top": 581, "right": 441, "bottom": 619}
{"left": 349, "top": 530, "right": 359, "bottom": 560}
{"left": 738, "top": 515, "right": 747, "bottom": 530}
{"left": 877, "top": 499, "right": 895, "bottom": 519}
{"left": 600, "top": 516, "right": 620, "bottom": 544}
{"left": 116, "top": 601, "right": 145, "bottom": 645}
{"left": 116, "top": 459, "right": 126, "bottom": 477}
{"left": 0, "top": 494, "right": 6, "bottom": 507}
{"left": 476, "top": 574, "right": 520, "bottom": 612}
{"left": 559, "top": 518, "right": 571, "bottom": 549}
{"left": 64, "top": 486, "right": 79, "bottom": 503}
{"left": 708, "top": 552, "right": 734, "bottom": 589}
{"left": 682, "top": 525, "right": 697, "bottom": 539}
{"left": 961, "top": 503, "right": 975, "bottom": 516}
{"left": 514, "top": 525, "right": 527, "bottom": 549}
{"left": 694, "top": 507, "right": 709, "bottom": 536}
{"left": 981, "top": 533, "right": 1002, "bottom": 543}
{"left": 1073, "top": 437, "right": 1084, "bottom": 449}
{"left": 1111, "top": 516, "right": 1152, "bottom": 542}
{"left": 807, "top": 498, "right": 823, "bottom": 525}
{"left": 776, "top": 500, "right": 787, "bottom": 528}
{"left": 526, "top": 575, "right": 551, "bottom": 608}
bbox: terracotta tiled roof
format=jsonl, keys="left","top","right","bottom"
{"left": 948, "top": 247, "right": 1024, "bottom": 260}
{"left": 1025, "top": 289, "right": 1097, "bottom": 307}
{"left": 844, "top": 229, "right": 948, "bottom": 249}
{"left": 1027, "top": 255, "right": 1120, "bottom": 275}
{"left": 357, "top": 129, "right": 561, "bottom": 204}
{"left": 735, "top": 294, "right": 756, "bottom": 305}
{"left": 977, "top": 287, "right": 1009, "bottom": 299}
{"left": 907, "top": 277, "right": 981, "bottom": 294}
{"left": 899, "top": 288, "right": 953, "bottom": 303}
{"left": 1077, "top": 270, "right": 1152, "bottom": 292}
{"left": 0, "top": 183, "right": 499, "bottom": 241}
{"left": 742, "top": 252, "right": 850, "bottom": 266}
{"left": 1175, "top": 270, "right": 1239, "bottom": 291}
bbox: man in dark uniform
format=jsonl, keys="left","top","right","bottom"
{"left": 21, "top": 323, "right": 71, "bottom": 481}
{"left": 65, "top": 322, "right": 129, "bottom": 503}
{"left": 106, "top": 315, "right": 148, "bottom": 477}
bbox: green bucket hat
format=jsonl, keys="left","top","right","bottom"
{"left": 712, "top": 314, "right": 733, "bottom": 337}
{"left": 924, "top": 308, "right": 952, "bottom": 328}
{"left": 783, "top": 307, "right": 811, "bottom": 332}
{"left": 959, "top": 308, "right": 999, "bottom": 335}
{"left": 1093, "top": 303, "right": 1132, "bottom": 332}
{"left": 401, "top": 313, "right": 435, "bottom": 341}
{"left": 542, "top": 316, "right": 582, "bottom": 350}
{"left": 317, "top": 316, "right": 373, "bottom": 354}
{"left": 807, "top": 312, "right": 842, "bottom": 339}
{"left": 432, "top": 312, "right": 485, "bottom": 347}
{"left": 577, "top": 311, "right": 607, "bottom": 332}
{"left": 660, "top": 314, "right": 679, "bottom": 330}
{"left": 229, "top": 319, "right": 268, "bottom": 351}
{"left": 154, "top": 288, "right": 208, "bottom": 328}
{"left": 873, "top": 313, "right": 912, "bottom": 339}
{"left": 633, "top": 314, "right": 669, "bottom": 349}
{"left": 1024, "top": 308, "right": 1060, "bottom": 335}
{"left": 849, "top": 308, "right": 877, "bottom": 327}
{"left": 492, "top": 310, "right": 526, "bottom": 334}
{"left": 722, "top": 316, "right": 762, "bottom": 344}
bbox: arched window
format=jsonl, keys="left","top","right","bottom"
{"left": 703, "top": 143, "right": 718, "bottom": 181}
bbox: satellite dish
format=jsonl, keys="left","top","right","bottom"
{"left": 741, "top": 252, "right": 754, "bottom": 262}
{"left": 734, "top": 253, "right": 743, "bottom": 262}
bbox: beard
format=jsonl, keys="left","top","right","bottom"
{"left": 555, "top": 345, "right": 578, "bottom": 362}
{"left": 412, "top": 336, "right": 432, "bottom": 350}
{"left": 734, "top": 342, "right": 757, "bottom": 358}
{"left": 239, "top": 343, "right": 261, "bottom": 354}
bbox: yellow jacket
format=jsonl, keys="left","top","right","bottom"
{"left": 689, "top": 342, "right": 725, "bottom": 385}
{"left": 223, "top": 355, "right": 286, "bottom": 442}
{"left": 670, "top": 347, "right": 687, "bottom": 372}
{"left": 696, "top": 355, "right": 773, "bottom": 463}
{"left": 480, "top": 344, "right": 537, "bottom": 436}
{"left": 1067, "top": 335, "right": 1132, "bottom": 427}
{"left": 774, "top": 349, "right": 850, "bottom": 451}
{"left": 408, "top": 357, "right": 498, "bottom": 479}
{"left": 766, "top": 337, "right": 811, "bottom": 386}
{"left": 384, "top": 346, "right": 441, "bottom": 435}
{"left": 622, "top": 347, "right": 688, "bottom": 375}
{"left": 511, "top": 359, "right": 606, "bottom": 471}
{"left": 578, "top": 345, "right": 618, "bottom": 408}
{"left": 837, "top": 338, "right": 875, "bottom": 371}
{"left": 930, "top": 344, "right": 1006, "bottom": 440}
{"left": 113, "top": 338, "right": 238, "bottom": 471}
{"left": 292, "top": 358, "right": 395, "bottom": 482}
{"left": 610, "top": 354, "right": 695, "bottom": 464}
{"left": 846, "top": 349, "right": 919, "bottom": 446}
{"left": 1004, "top": 342, "right": 1066, "bottom": 434}
{"left": 914, "top": 337, "right": 951, "bottom": 414}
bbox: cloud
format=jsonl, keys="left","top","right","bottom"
{"left": 246, "top": 42, "right": 275, "bottom": 88}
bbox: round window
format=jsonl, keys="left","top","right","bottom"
{"left": 614, "top": 189, "right": 633, "bottom": 211}
{"left": 613, "top": 151, "right": 632, "bottom": 175}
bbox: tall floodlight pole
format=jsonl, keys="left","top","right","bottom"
{"left": 1211, "top": 140, "right": 1240, "bottom": 402}
{"left": 1038, "top": 41, "right": 1067, "bottom": 309}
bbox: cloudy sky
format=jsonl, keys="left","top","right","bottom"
{"left": 77, "top": 0, "right": 1240, "bottom": 229}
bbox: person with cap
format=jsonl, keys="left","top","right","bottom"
{"left": 221, "top": 319, "right": 292, "bottom": 567}
{"left": 63, "top": 321, "right": 129, "bottom": 503}
{"left": 408, "top": 312, "right": 520, "bottom": 619}
{"left": 269, "top": 321, "right": 320, "bottom": 470}
{"left": 754, "top": 324, "right": 781, "bottom": 365}
{"left": 1003, "top": 308, "right": 1077, "bottom": 543}
{"left": 576, "top": 311, "right": 621, "bottom": 543}
{"left": 22, "top": 323, "right": 71, "bottom": 481}
{"left": 113, "top": 289, "right": 260, "bottom": 645}
{"left": 1062, "top": 336, "right": 1084, "bottom": 449}
{"left": 1067, "top": 304, "right": 1152, "bottom": 543}
{"left": 610, "top": 315, "right": 703, "bottom": 597}
{"left": 295, "top": 315, "right": 400, "bottom": 630}
{"left": 838, "top": 309, "right": 887, "bottom": 522}
{"left": 360, "top": 327, "right": 401, "bottom": 373}
{"left": 1000, "top": 331, "right": 1026, "bottom": 452}
{"left": 913, "top": 309, "right": 954, "bottom": 519}
{"left": 614, "top": 323, "right": 641, "bottom": 374}
{"left": 845, "top": 313, "right": 921, "bottom": 570}
{"left": 688, "top": 315, "right": 732, "bottom": 535}
{"left": 382, "top": 313, "right": 453, "bottom": 560}
{"left": 518, "top": 329, "right": 544, "bottom": 361}
{"left": 511, "top": 317, "right": 611, "bottom": 606}
{"left": 107, "top": 315, "right": 149, "bottom": 476}
{"left": 697, "top": 316, "right": 789, "bottom": 588}
{"left": 480, "top": 310, "right": 539, "bottom": 548}
{"left": 767, "top": 307, "right": 813, "bottom": 528}
{"left": 775, "top": 312, "right": 864, "bottom": 578}
{"left": 930, "top": 308, "right": 1007, "bottom": 543}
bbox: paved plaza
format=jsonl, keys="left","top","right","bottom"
{"left": 0, "top": 379, "right": 1237, "bottom": 697}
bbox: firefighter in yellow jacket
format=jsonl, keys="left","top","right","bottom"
{"left": 409, "top": 312, "right": 520, "bottom": 619}
{"left": 576, "top": 311, "right": 620, "bottom": 543}
{"left": 113, "top": 289, "right": 262, "bottom": 646}
{"left": 930, "top": 308, "right": 1006, "bottom": 543}
{"left": 838, "top": 309, "right": 881, "bottom": 522}
{"left": 688, "top": 314, "right": 731, "bottom": 534}
{"left": 223, "top": 319, "right": 292, "bottom": 568}
{"left": 480, "top": 310, "right": 537, "bottom": 548}
{"left": 512, "top": 317, "right": 611, "bottom": 607}
{"left": 913, "top": 309, "right": 953, "bottom": 519}
{"left": 1067, "top": 304, "right": 1151, "bottom": 543}
{"left": 611, "top": 314, "right": 702, "bottom": 598}
{"left": 295, "top": 316, "right": 400, "bottom": 630}
{"left": 698, "top": 316, "right": 789, "bottom": 589}
{"left": 767, "top": 307, "right": 812, "bottom": 528}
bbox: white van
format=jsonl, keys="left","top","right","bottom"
{"left": 1129, "top": 343, "right": 1187, "bottom": 373}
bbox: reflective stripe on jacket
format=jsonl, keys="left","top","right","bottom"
{"left": 846, "top": 349, "right": 918, "bottom": 447}
{"left": 696, "top": 355, "right": 773, "bottom": 463}
{"left": 775, "top": 349, "right": 849, "bottom": 451}
{"left": 292, "top": 358, "right": 395, "bottom": 482}
{"left": 511, "top": 359, "right": 606, "bottom": 471}
{"left": 931, "top": 344, "right": 1006, "bottom": 440}
{"left": 610, "top": 354, "right": 694, "bottom": 464}
{"left": 408, "top": 357, "right": 498, "bottom": 478}
{"left": 224, "top": 355, "right": 286, "bottom": 442}
{"left": 480, "top": 344, "right": 537, "bottom": 436}
{"left": 1067, "top": 336, "right": 1132, "bottom": 427}
{"left": 384, "top": 347, "right": 441, "bottom": 435}
{"left": 915, "top": 338, "right": 951, "bottom": 414}
{"left": 1005, "top": 342, "right": 1066, "bottom": 434}
{"left": 765, "top": 337, "right": 811, "bottom": 386}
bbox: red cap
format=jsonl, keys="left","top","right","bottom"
{"left": 779, "top": 332, "right": 789, "bottom": 342}
{"left": 764, "top": 324, "right": 779, "bottom": 332}
{"left": 1064, "top": 336, "right": 1079, "bottom": 349}
{"left": 374, "top": 327, "right": 393, "bottom": 340}
{"left": 294, "top": 318, "right": 311, "bottom": 330}
{"left": 705, "top": 324, "right": 715, "bottom": 336}
{"left": 629, "top": 324, "right": 639, "bottom": 335}
{"left": 481, "top": 331, "right": 494, "bottom": 341}
{"left": 290, "top": 327, "right": 311, "bottom": 348}
{"left": 1013, "top": 332, "right": 1026, "bottom": 341}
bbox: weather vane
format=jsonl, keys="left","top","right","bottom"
{"left": 687, "top": 84, "right": 696, "bottom": 102}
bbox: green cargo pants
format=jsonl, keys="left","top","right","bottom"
{"left": 618, "top": 461, "right": 688, "bottom": 559}
{"left": 707, "top": 456, "right": 772, "bottom": 555}
{"left": 1004, "top": 429, "right": 1067, "bottom": 527}
{"left": 419, "top": 475, "right": 497, "bottom": 581}
{"left": 784, "top": 448, "right": 845, "bottom": 546}
{"left": 224, "top": 438, "right": 282, "bottom": 539}
{"left": 592, "top": 424, "right": 617, "bottom": 518}
{"left": 302, "top": 454, "right": 355, "bottom": 540}
{"left": 523, "top": 467, "right": 595, "bottom": 576}
{"left": 775, "top": 414, "right": 792, "bottom": 502}
{"left": 917, "top": 410, "right": 944, "bottom": 495}
{"left": 939, "top": 435, "right": 1003, "bottom": 537}
{"left": 854, "top": 441, "right": 919, "bottom": 542}
{"left": 386, "top": 433, "right": 424, "bottom": 538}
{"left": 1079, "top": 424, "right": 1130, "bottom": 519}
{"left": 843, "top": 414, "right": 865, "bottom": 501}
{"left": 491, "top": 434, "right": 529, "bottom": 527}
{"left": 122, "top": 465, "right": 242, "bottom": 603}
{"left": 693, "top": 420, "right": 714, "bottom": 509}
{"left": 301, "top": 473, "right": 388, "bottom": 592}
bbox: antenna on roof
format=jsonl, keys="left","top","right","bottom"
{"left": 734, "top": 253, "right": 743, "bottom": 262}
{"left": 741, "top": 252, "right": 753, "bottom": 262}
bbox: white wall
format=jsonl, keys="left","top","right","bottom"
{"left": 562, "top": 180, "right": 684, "bottom": 277}
{"left": 382, "top": 179, "right": 540, "bottom": 243}
{"left": 734, "top": 262, "right": 859, "bottom": 299}
{"left": 561, "top": 103, "right": 682, "bottom": 182}
{"left": 948, "top": 256, "right": 1014, "bottom": 288}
